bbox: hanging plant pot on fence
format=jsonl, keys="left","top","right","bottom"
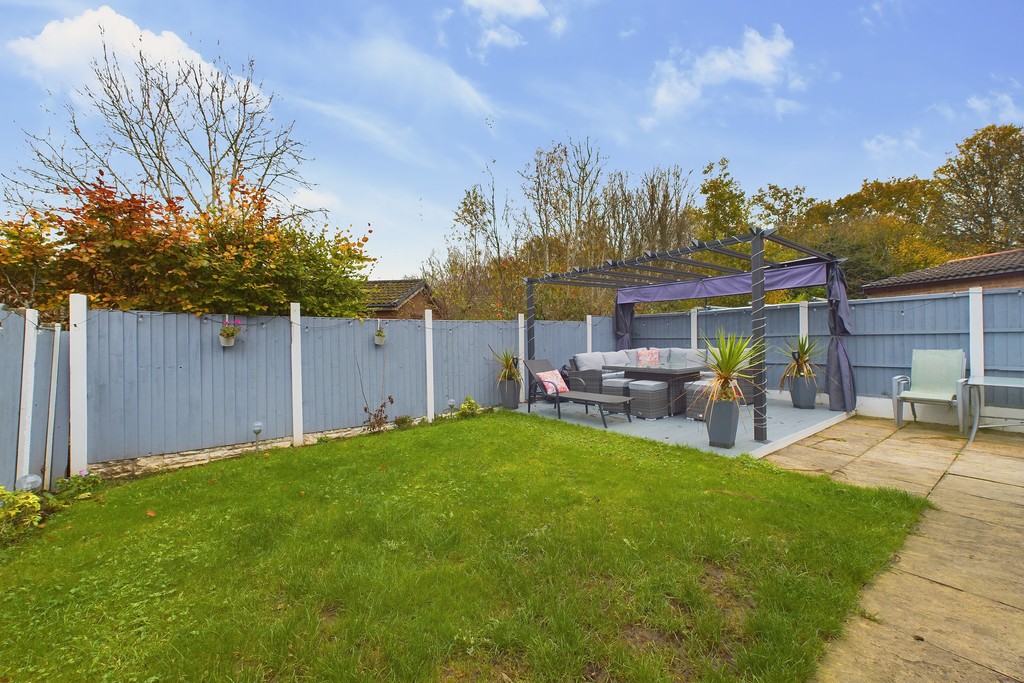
{"left": 374, "top": 333, "right": 386, "bottom": 346}
{"left": 219, "top": 335, "right": 236, "bottom": 348}
{"left": 706, "top": 400, "right": 739, "bottom": 448}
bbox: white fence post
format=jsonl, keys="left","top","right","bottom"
{"left": 690, "top": 308, "right": 699, "bottom": 349}
{"left": 15, "top": 308, "right": 38, "bottom": 482}
{"left": 425, "top": 309, "right": 435, "bottom": 422}
{"left": 290, "top": 303, "right": 304, "bottom": 447}
{"left": 586, "top": 315, "right": 593, "bottom": 353}
{"left": 43, "top": 323, "right": 62, "bottom": 490}
{"left": 518, "top": 313, "right": 526, "bottom": 402}
{"left": 969, "top": 287, "right": 985, "bottom": 379}
{"left": 799, "top": 300, "right": 809, "bottom": 339}
{"left": 69, "top": 294, "right": 88, "bottom": 474}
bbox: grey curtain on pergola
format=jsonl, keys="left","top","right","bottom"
{"left": 826, "top": 264, "right": 857, "bottom": 411}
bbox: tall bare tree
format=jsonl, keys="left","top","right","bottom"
{"left": 4, "top": 42, "right": 309, "bottom": 214}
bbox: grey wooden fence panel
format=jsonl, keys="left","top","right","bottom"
{"left": 432, "top": 320, "right": 517, "bottom": 411}
{"left": 0, "top": 312, "right": 25, "bottom": 489}
{"left": 27, "top": 329, "right": 56, "bottom": 482}
{"left": 592, "top": 316, "right": 616, "bottom": 352}
{"left": 49, "top": 331, "right": 71, "bottom": 481}
{"left": 88, "top": 311, "right": 292, "bottom": 461}
{"left": 846, "top": 293, "right": 970, "bottom": 398}
{"left": 983, "top": 289, "right": 1024, "bottom": 407}
{"left": 632, "top": 312, "right": 690, "bottom": 349}
{"left": 698, "top": 308, "right": 750, "bottom": 341}
{"left": 303, "top": 318, "right": 427, "bottom": 430}
{"left": 535, "top": 320, "right": 587, "bottom": 368}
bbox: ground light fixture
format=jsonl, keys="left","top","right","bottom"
{"left": 253, "top": 421, "right": 264, "bottom": 454}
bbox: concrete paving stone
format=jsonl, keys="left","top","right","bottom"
{"left": 932, "top": 473, "right": 1024, "bottom": 507}
{"left": 914, "top": 507, "right": 1024, "bottom": 550}
{"left": 896, "top": 528, "right": 1024, "bottom": 610}
{"left": 929, "top": 489, "right": 1024, "bottom": 531}
{"left": 834, "top": 469, "right": 933, "bottom": 496}
{"left": 765, "top": 444, "right": 857, "bottom": 474}
{"left": 859, "top": 570, "right": 1024, "bottom": 680}
{"left": 964, "top": 439, "right": 1024, "bottom": 460}
{"left": 814, "top": 616, "right": 1018, "bottom": 683}
{"left": 838, "top": 458, "right": 945, "bottom": 490}
{"left": 858, "top": 448, "right": 953, "bottom": 471}
{"left": 971, "top": 429, "right": 1024, "bottom": 451}
{"left": 802, "top": 433, "right": 887, "bottom": 457}
{"left": 949, "top": 452, "right": 1024, "bottom": 487}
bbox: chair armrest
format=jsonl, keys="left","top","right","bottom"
{"left": 892, "top": 375, "right": 910, "bottom": 427}
{"left": 566, "top": 369, "right": 601, "bottom": 393}
{"left": 565, "top": 374, "right": 587, "bottom": 391}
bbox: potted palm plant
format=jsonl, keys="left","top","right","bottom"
{"left": 778, "top": 336, "right": 821, "bottom": 409}
{"left": 702, "top": 331, "right": 764, "bottom": 448}
{"left": 491, "top": 348, "right": 522, "bottom": 409}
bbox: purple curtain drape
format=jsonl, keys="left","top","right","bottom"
{"left": 615, "top": 262, "right": 826, "bottom": 305}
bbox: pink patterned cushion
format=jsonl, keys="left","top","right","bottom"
{"left": 637, "top": 348, "right": 660, "bottom": 368}
{"left": 535, "top": 370, "right": 569, "bottom": 395}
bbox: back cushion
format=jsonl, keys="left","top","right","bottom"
{"left": 602, "top": 350, "right": 631, "bottom": 367}
{"left": 535, "top": 370, "right": 569, "bottom": 395}
{"left": 573, "top": 352, "right": 606, "bottom": 372}
{"left": 673, "top": 348, "right": 708, "bottom": 367}
{"left": 623, "top": 348, "right": 644, "bottom": 364}
{"left": 637, "top": 348, "right": 660, "bottom": 367}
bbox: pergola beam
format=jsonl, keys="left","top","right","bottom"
{"left": 658, "top": 256, "right": 745, "bottom": 274}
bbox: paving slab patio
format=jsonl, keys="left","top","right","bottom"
{"left": 766, "top": 417, "right": 1024, "bottom": 683}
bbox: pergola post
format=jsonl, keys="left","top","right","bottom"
{"left": 750, "top": 229, "right": 768, "bottom": 442}
{"left": 525, "top": 278, "right": 536, "bottom": 360}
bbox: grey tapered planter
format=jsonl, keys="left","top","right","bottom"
{"left": 499, "top": 380, "right": 520, "bottom": 409}
{"left": 706, "top": 400, "right": 739, "bottom": 448}
{"left": 789, "top": 375, "right": 817, "bottom": 409}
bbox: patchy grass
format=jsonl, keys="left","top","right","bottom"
{"left": 0, "top": 412, "right": 927, "bottom": 681}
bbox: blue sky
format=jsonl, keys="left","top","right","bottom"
{"left": 1, "top": 1, "right": 1021, "bottom": 278}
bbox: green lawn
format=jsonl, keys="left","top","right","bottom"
{"left": 0, "top": 412, "right": 927, "bottom": 681}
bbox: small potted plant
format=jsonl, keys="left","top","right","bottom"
{"left": 374, "top": 326, "right": 386, "bottom": 346}
{"left": 702, "top": 330, "right": 763, "bottom": 448}
{"left": 778, "top": 336, "right": 821, "bottom": 409}
{"left": 219, "top": 319, "right": 242, "bottom": 347}
{"left": 490, "top": 348, "right": 522, "bottom": 409}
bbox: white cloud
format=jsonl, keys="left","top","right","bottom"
{"left": 479, "top": 24, "right": 525, "bottom": 50}
{"left": 929, "top": 102, "right": 957, "bottom": 122}
{"left": 966, "top": 92, "right": 1024, "bottom": 123}
{"left": 862, "top": 129, "right": 925, "bottom": 160}
{"left": 291, "top": 187, "right": 346, "bottom": 215}
{"left": 463, "top": 0, "right": 547, "bottom": 23}
{"left": 693, "top": 25, "right": 793, "bottom": 87}
{"left": 434, "top": 8, "right": 454, "bottom": 47}
{"left": 350, "top": 36, "right": 493, "bottom": 116}
{"left": 7, "top": 5, "right": 203, "bottom": 92}
{"left": 549, "top": 15, "right": 567, "bottom": 37}
{"left": 291, "top": 96, "right": 429, "bottom": 166}
{"left": 645, "top": 25, "right": 800, "bottom": 122}
{"left": 619, "top": 27, "right": 637, "bottom": 39}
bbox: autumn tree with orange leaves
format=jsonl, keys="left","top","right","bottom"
{"left": 0, "top": 175, "right": 372, "bottom": 320}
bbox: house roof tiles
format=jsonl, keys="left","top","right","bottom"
{"left": 862, "top": 248, "right": 1024, "bottom": 291}
{"left": 364, "top": 279, "right": 429, "bottom": 311}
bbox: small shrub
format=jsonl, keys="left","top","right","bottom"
{"left": 458, "top": 396, "right": 480, "bottom": 418}
{"left": 364, "top": 395, "right": 395, "bottom": 434}
{"left": 393, "top": 415, "right": 415, "bottom": 430}
{"left": 1, "top": 487, "right": 43, "bottom": 542}
{"left": 54, "top": 471, "right": 103, "bottom": 499}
